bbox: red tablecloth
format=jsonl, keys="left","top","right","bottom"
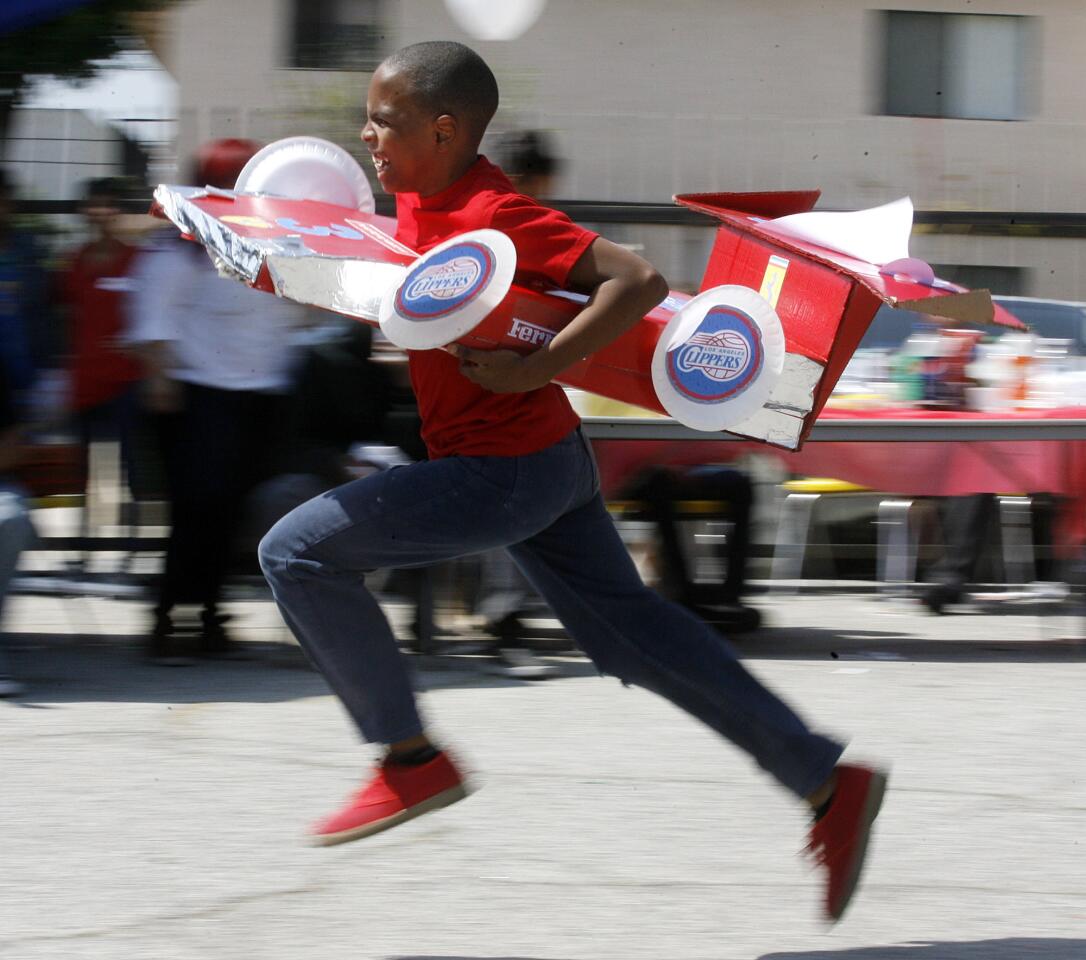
{"left": 591, "top": 406, "right": 1086, "bottom": 554}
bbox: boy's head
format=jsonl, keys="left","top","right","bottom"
{"left": 362, "top": 41, "right": 498, "bottom": 197}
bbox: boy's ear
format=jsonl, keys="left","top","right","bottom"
{"left": 434, "top": 113, "right": 457, "bottom": 146}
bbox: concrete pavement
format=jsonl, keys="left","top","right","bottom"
{"left": 2, "top": 589, "right": 1085, "bottom": 959}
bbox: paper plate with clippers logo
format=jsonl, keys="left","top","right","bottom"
{"left": 379, "top": 228, "right": 517, "bottom": 350}
{"left": 651, "top": 285, "right": 784, "bottom": 431}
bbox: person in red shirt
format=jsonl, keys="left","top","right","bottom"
{"left": 258, "top": 41, "right": 886, "bottom": 923}
{"left": 62, "top": 178, "right": 143, "bottom": 515}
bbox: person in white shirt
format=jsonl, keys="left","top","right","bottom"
{"left": 127, "top": 139, "right": 309, "bottom": 663}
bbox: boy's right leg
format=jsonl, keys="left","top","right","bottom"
{"left": 507, "top": 491, "right": 844, "bottom": 799}
{"left": 507, "top": 491, "right": 885, "bottom": 921}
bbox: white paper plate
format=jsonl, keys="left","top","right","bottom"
{"left": 234, "top": 136, "right": 375, "bottom": 212}
{"left": 651, "top": 285, "right": 784, "bottom": 431}
{"left": 379, "top": 229, "right": 516, "bottom": 350}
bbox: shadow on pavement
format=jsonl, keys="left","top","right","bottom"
{"left": 758, "top": 938, "right": 1086, "bottom": 959}
{"left": 1, "top": 633, "right": 602, "bottom": 705}
{"left": 3, "top": 634, "right": 331, "bottom": 706}
{"left": 5, "top": 608, "right": 1085, "bottom": 707}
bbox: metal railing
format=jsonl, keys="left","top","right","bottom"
{"left": 20, "top": 198, "right": 1086, "bottom": 239}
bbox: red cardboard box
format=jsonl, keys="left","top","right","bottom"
{"left": 674, "top": 191, "right": 1021, "bottom": 446}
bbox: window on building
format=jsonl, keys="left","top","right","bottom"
{"left": 290, "top": 0, "right": 384, "bottom": 71}
{"left": 881, "top": 11, "right": 1035, "bottom": 120}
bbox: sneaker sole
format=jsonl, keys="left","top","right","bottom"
{"left": 311, "top": 782, "right": 470, "bottom": 847}
{"left": 830, "top": 768, "right": 888, "bottom": 922}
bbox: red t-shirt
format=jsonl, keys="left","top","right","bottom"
{"left": 64, "top": 240, "right": 142, "bottom": 410}
{"left": 395, "top": 156, "right": 596, "bottom": 458}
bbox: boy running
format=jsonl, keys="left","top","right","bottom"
{"left": 259, "top": 40, "right": 886, "bottom": 922}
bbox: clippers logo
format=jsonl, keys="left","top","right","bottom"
{"left": 395, "top": 242, "right": 495, "bottom": 320}
{"left": 509, "top": 318, "right": 555, "bottom": 346}
{"left": 667, "top": 306, "right": 764, "bottom": 404}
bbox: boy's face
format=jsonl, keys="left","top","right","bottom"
{"left": 362, "top": 65, "right": 447, "bottom": 196}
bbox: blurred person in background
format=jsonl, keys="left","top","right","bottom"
{"left": 619, "top": 464, "right": 761, "bottom": 633}
{"left": 920, "top": 491, "right": 1057, "bottom": 614}
{"left": 0, "top": 168, "right": 53, "bottom": 405}
{"left": 128, "top": 139, "right": 309, "bottom": 664}
{"left": 921, "top": 494, "right": 996, "bottom": 614}
{"left": 0, "top": 362, "right": 37, "bottom": 697}
{"left": 60, "top": 177, "right": 144, "bottom": 540}
{"left": 498, "top": 129, "right": 561, "bottom": 200}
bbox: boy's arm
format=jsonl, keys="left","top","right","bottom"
{"left": 453, "top": 236, "right": 668, "bottom": 394}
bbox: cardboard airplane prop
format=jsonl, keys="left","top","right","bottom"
{"left": 152, "top": 137, "right": 1023, "bottom": 450}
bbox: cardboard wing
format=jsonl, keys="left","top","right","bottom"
{"left": 151, "top": 183, "right": 681, "bottom": 420}
{"left": 152, "top": 183, "right": 1018, "bottom": 450}
{"left": 675, "top": 191, "right": 1025, "bottom": 446}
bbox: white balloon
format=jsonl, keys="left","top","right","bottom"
{"left": 234, "top": 136, "right": 375, "bottom": 213}
{"left": 444, "top": 0, "right": 546, "bottom": 41}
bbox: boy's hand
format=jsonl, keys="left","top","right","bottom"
{"left": 452, "top": 345, "right": 552, "bottom": 393}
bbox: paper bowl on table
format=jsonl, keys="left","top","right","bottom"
{"left": 234, "top": 136, "right": 375, "bottom": 212}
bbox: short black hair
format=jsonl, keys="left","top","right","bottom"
{"left": 80, "top": 177, "right": 126, "bottom": 205}
{"left": 382, "top": 41, "right": 499, "bottom": 141}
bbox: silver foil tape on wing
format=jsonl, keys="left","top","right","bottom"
{"left": 726, "top": 353, "right": 823, "bottom": 449}
{"left": 265, "top": 255, "right": 406, "bottom": 323}
{"left": 210, "top": 254, "right": 255, "bottom": 285}
{"left": 152, "top": 185, "right": 326, "bottom": 284}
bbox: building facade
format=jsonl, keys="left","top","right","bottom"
{"left": 159, "top": 0, "right": 1086, "bottom": 297}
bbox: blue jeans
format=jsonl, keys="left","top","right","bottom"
{"left": 259, "top": 429, "right": 842, "bottom": 798}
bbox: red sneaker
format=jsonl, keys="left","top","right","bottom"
{"left": 806, "top": 763, "right": 888, "bottom": 922}
{"left": 311, "top": 752, "right": 468, "bottom": 846}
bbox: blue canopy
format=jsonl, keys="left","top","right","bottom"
{"left": 0, "top": 0, "right": 99, "bottom": 35}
